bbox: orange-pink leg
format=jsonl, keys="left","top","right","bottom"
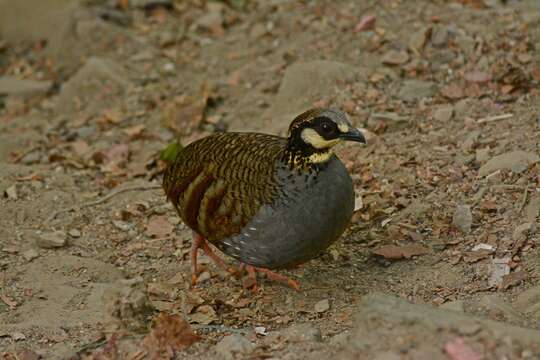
{"left": 240, "top": 263, "right": 301, "bottom": 291}
{"left": 190, "top": 233, "right": 234, "bottom": 286}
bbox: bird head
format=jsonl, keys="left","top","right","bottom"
{"left": 285, "top": 108, "right": 366, "bottom": 165}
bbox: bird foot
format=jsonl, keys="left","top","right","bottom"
{"left": 190, "top": 233, "right": 235, "bottom": 287}
{"left": 239, "top": 263, "right": 301, "bottom": 291}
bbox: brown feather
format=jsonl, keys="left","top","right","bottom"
{"left": 163, "top": 132, "right": 286, "bottom": 243}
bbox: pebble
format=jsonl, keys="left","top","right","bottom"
{"left": 214, "top": 334, "right": 254, "bottom": 360}
{"left": 433, "top": 105, "right": 454, "bottom": 123}
{"left": 478, "top": 294, "right": 525, "bottom": 323}
{"left": 278, "top": 323, "right": 322, "bottom": 343}
{"left": 20, "top": 150, "right": 42, "bottom": 165}
{"left": 513, "top": 285, "right": 540, "bottom": 320}
{"left": 36, "top": 231, "right": 67, "bottom": 249}
{"left": 113, "top": 220, "right": 133, "bottom": 232}
{"left": 0, "top": 76, "right": 52, "bottom": 98}
{"left": 397, "top": 80, "right": 437, "bottom": 102}
{"left": 478, "top": 151, "right": 540, "bottom": 177}
{"left": 431, "top": 25, "right": 449, "bottom": 47}
{"left": 314, "top": 299, "right": 330, "bottom": 313}
{"left": 4, "top": 185, "right": 18, "bottom": 200}
{"left": 68, "top": 229, "right": 81, "bottom": 238}
{"left": 452, "top": 205, "right": 472, "bottom": 234}
{"left": 22, "top": 248, "right": 39, "bottom": 261}
{"left": 475, "top": 148, "right": 490, "bottom": 163}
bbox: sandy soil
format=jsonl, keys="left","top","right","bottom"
{"left": 0, "top": 0, "right": 539, "bottom": 359}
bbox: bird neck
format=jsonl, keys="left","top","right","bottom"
{"left": 283, "top": 139, "right": 333, "bottom": 170}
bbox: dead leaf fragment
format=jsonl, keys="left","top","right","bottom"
{"left": 145, "top": 216, "right": 174, "bottom": 238}
{"left": 143, "top": 313, "right": 199, "bottom": 357}
{"left": 372, "top": 244, "right": 429, "bottom": 259}
{"left": 444, "top": 337, "right": 483, "bottom": 360}
{"left": 161, "top": 83, "right": 211, "bottom": 137}
{"left": 354, "top": 15, "right": 376, "bottom": 32}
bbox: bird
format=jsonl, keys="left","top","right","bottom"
{"left": 163, "top": 108, "right": 366, "bottom": 290}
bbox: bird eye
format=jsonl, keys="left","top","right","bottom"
{"left": 321, "top": 122, "right": 332, "bottom": 132}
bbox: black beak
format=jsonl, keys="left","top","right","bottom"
{"left": 340, "top": 127, "right": 366, "bottom": 144}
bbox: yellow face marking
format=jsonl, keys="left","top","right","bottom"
{"left": 337, "top": 122, "right": 349, "bottom": 133}
{"left": 300, "top": 128, "right": 341, "bottom": 149}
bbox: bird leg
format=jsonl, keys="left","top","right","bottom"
{"left": 191, "top": 233, "right": 235, "bottom": 286}
{"left": 240, "top": 263, "right": 301, "bottom": 291}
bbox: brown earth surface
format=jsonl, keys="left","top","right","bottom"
{"left": 1, "top": 0, "right": 539, "bottom": 359}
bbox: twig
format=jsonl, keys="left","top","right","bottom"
{"left": 518, "top": 184, "right": 529, "bottom": 213}
{"left": 12, "top": 146, "right": 41, "bottom": 164}
{"left": 46, "top": 184, "right": 162, "bottom": 223}
{"left": 477, "top": 113, "right": 513, "bottom": 124}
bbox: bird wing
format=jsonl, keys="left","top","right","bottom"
{"left": 163, "top": 132, "right": 285, "bottom": 242}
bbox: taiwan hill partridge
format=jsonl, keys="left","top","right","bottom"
{"left": 163, "top": 108, "right": 366, "bottom": 290}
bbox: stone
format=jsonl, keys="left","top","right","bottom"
{"left": 20, "top": 150, "right": 42, "bottom": 165}
{"left": 478, "top": 151, "right": 539, "bottom": 177}
{"left": 259, "top": 61, "right": 357, "bottom": 135}
{"left": 36, "top": 231, "right": 67, "bottom": 249}
{"left": 478, "top": 294, "right": 525, "bottom": 324}
{"left": 475, "top": 148, "right": 490, "bottom": 163}
{"left": 433, "top": 105, "right": 454, "bottom": 123}
{"left": 524, "top": 195, "right": 540, "bottom": 223}
{"left": 460, "top": 130, "right": 480, "bottom": 152}
{"left": 130, "top": 0, "right": 172, "bottom": 9}
{"left": 381, "top": 50, "right": 409, "bottom": 66}
{"left": 397, "top": 80, "right": 437, "bottom": 102}
{"left": 57, "top": 57, "right": 129, "bottom": 115}
{"left": 439, "top": 300, "right": 464, "bottom": 313}
{"left": 214, "top": 334, "right": 254, "bottom": 359}
{"left": 68, "top": 229, "right": 81, "bottom": 238}
{"left": 452, "top": 205, "right": 472, "bottom": 234}
{"left": 22, "top": 248, "right": 39, "bottom": 262}
{"left": 514, "top": 286, "right": 540, "bottom": 320}
{"left": 338, "top": 292, "right": 540, "bottom": 359}
{"left": 314, "top": 299, "right": 330, "bottom": 313}
{"left": 0, "top": 76, "right": 52, "bottom": 99}
{"left": 431, "top": 25, "right": 449, "bottom": 47}
{"left": 278, "top": 323, "right": 322, "bottom": 343}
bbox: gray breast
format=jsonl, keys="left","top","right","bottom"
{"left": 216, "top": 156, "right": 354, "bottom": 269}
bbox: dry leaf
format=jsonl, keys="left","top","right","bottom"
{"left": 123, "top": 124, "right": 145, "bottom": 139}
{"left": 354, "top": 15, "right": 376, "bottom": 32}
{"left": 143, "top": 313, "right": 200, "bottom": 358}
{"left": 444, "top": 337, "right": 483, "bottom": 360}
{"left": 440, "top": 83, "right": 465, "bottom": 99}
{"left": 161, "top": 83, "right": 211, "bottom": 137}
{"left": 145, "top": 216, "right": 174, "bottom": 238}
{"left": 372, "top": 244, "right": 429, "bottom": 259}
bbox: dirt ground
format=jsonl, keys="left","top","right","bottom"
{"left": 1, "top": 0, "right": 539, "bottom": 359}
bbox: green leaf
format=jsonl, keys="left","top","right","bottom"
{"left": 160, "top": 141, "right": 183, "bottom": 163}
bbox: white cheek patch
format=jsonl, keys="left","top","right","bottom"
{"left": 337, "top": 122, "right": 349, "bottom": 133}
{"left": 301, "top": 128, "right": 340, "bottom": 149}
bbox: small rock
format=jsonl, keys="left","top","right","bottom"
{"left": 478, "top": 294, "right": 525, "bottom": 323}
{"left": 215, "top": 334, "right": 254, "bottom": 360}
{"left": 4, "top": 185, "right": 18, "bottom": 200}
{"left": 478, "top": 151, "right": 540, "bottom": 177}
{"left": 381, "top": 50, "right": 409, "bottom": 66}
{"left": 431, "top": 25, "right": 449, "bottom": 47}
{"left": 278, "top": 323, "right": 322, "bottom": 343}
{"left": 433, "top": 105, "right": 454, "bottom": 122}
{"left": 514, "top": 286, "right": 540, "bottom": 320}
{"left": 196, "top": 11, "right": 223, "bottom": 34}
{"left": 0, "top": 76, "right": 52, "bottom": 98}
{"left": 460, "top": 130, "right": 480, "bottom": 152}
{"left": 397, "top": 80, "right": 437, "bottom": 102}
{"left": 68, "top": 229, "right": 81, "bottom": 238}
{"left": 440, "top": 300, "right": 465, "bottom": 313}
{"left": 36, "top": 231, "right": 67, "bottom": 248}
{"left": 488, "top": 258, "right": 511, "bottom": 287}
{"left": 113, "top": 220, "right": 133, "bottom": 232}
{"left": 314, "top": 299, "right": 330, "bottom": 313}
{"left": 475, "top": 148, "right": 490, "bottom": 163}
{"left": 20, "top": 150, "right": 42, "bottom": 165}
{"left": 22, "top": 248, "right": 39, "bottom": 261}
{"left": 408, "top": 27, "right": 430, "bottom": 51}
{"left": 452, "top": 205, "right": 472, "bottom": 234}
{"left": 513, "top": 222, "right": 534, "bottom": 242}
{"left": 130, "top": 0, "right": 172, "bottom": 9}
{"left": 524, "top": 196, "right": 540, "bottom": 223}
